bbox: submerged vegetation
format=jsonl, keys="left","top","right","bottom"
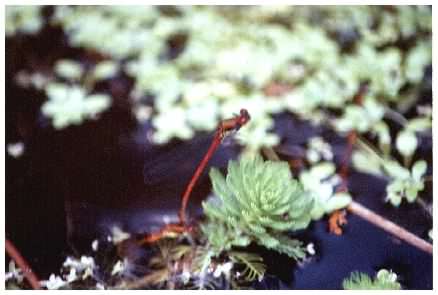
{"left": 342, "top": 269, "right": 402, "bottom": 290}
{"left": 6, "top": 5, "right": 432, "bottom": 290}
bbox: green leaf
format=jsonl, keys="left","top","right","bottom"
{"left": 202, "top": 153, "right": 313, "bottom": 259}
{"left": 382, "top": 160, "right": 410, "bottom": 180}
{"left": 352, "top": 150, "right": 383, "bottom": 176}
{"left": 343, "top": 270, "right": 401, "bottom": 290}
{"left": 411, "top": 160, "right": 427, "bottom": 182}
{"left": 405, "top": 185, "right": 418, "bottom": 203}
{"left": 229, "top": 251, "right": 266, "bottom": 282}
{"left": 395, "top": 130, "right": 418, "bottom": 158}
{"left": 54, "top": 59, "right": 84, "bottom": 80}
{"left": 325, "top": 192, "right": 352, "bottom": 212}
{"left": 406, "top": 117, "right": 432, "bottom": 132}
{"left": 92, "top": 61, "right": 119, "bottom": 81}
{"left": 387, "top": 191, "right": 402, "bottom": 207}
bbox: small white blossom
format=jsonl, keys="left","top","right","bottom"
{"left": 65, "top": 268, "right": 78, "bottom": 283}
{"left": 111, "top": 260, "right": 125, "bottom": 276}
{"left": 40, "top": 274, "right": 67, "bottom": 290}
{"left": 376, "top": 269, "right": 398, "bottom": 283}
{"left": 111, "top": 226, "right": 131, "bottom": 244}
{"left": 213, "top": 262, "right": 233, "bottom": 278}
{"left": 63, "top": 255, "right": 96, "bottom": 280}
{"left": 306, "top": 243, "right": 316, "bottom": 255}
{"left": 5, "top": 261, "right": 24, "bottom": 283}
{"left": 7, "top": 142, "right": 25, "bottom": 158}
{"left": 180, "top": 270, "right": 191, "bottom": 284}
{"left": 91, "top": 240, "right": 99, "bottom": 251}
{"left": 96, "top": 283, "right": 105, "bottom": 290}
{"left": 82, "top": 267, "right": 94, "bottom": 280}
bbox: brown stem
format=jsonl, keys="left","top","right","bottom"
{"left": 5, "top": 238, "right": 42, "bottom": 289}
{"left": 347, "top": 201, "right": 432, "bottom": 255}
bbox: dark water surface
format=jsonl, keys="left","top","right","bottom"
{"left": 6, "top": 104, "right": 432, "bottom": 289}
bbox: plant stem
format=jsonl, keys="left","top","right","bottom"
{"left": 347, "top": 201, "right": 432, "bottom": 255}
{"left": 5, "top": 238, "right": 42, "bottom": 289}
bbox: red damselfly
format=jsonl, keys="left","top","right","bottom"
{"left": 142, "top": 109, "right": 250, "bottom": 243}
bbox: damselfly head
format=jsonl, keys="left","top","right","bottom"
{"left": 238, "top": 109, "right": 250, "bottom": 126}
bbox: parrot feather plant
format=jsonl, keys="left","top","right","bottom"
{"left": 201, "top": 153, "right": 314, "bottom": 260}
{"left": 124, "top": 154, "right": 314, "bottom": 289}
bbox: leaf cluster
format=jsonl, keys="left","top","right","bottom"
{"left": 202, "top": 154, "right": 313, "bottom": 259}
{"left": 342, "top": 269, "right": 402, "bottom": 290}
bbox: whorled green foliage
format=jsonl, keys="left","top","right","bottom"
{"left": 202, "top": 154, "right": 313, "bottom": 259}
{"left": 342, "top": 270, "right": 402, "bottom": 290}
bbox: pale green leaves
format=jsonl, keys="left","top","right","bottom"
{"left": 343, "top": 269, "right": 401, "bottom": 290}
{"left": 352, "top": 149, "right": 383, "bottom": 176}
{"left": 405, "top": 41, "right": 431, "bottom": 83}
{"left": 202, "top": 154, "right": 313, "bottom": 259}
{"left": 306, "top": 137, "right": 333, "bottom": 163}
{"left": 55, "top": 59, "right": 119, "bottom": 82}
{"left": 335, "top": 97, "right": 385, "bottom": 133}
{"left": 55, "top": 60, "right": 84, "bottom": 80}
{"left": 6, "top": 6, "right": 43, "bottom": 36}
{"left": 151, "top": 106, "right": 194, "bottom": 144}
{"left": 384, "top": 160, "right": 427, "bottom": 206}
{"left": 395, "top": 116, "right": 431, "bottom": 158}
{"left": 299, "top": 162, "right": 352, "bottom": 220}
{"left": 395, "top": 130, "right": 417, "bottom": 158}
{"left": 53, "top": 6, "right": 162, "bottom": 59}
{"left": 42, "top": 83, "right": 111, "bottom": 129}
{"left": 92, "top": 61, "right": 119, "bottom": 81}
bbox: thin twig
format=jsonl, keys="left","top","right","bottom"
{"left": 347, "top": 201, "right": 432, "bottom": 255}
{"left": 5, "top": 238, "right": 42, "bottom": 289}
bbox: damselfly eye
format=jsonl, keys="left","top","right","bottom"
{"left": 239, "top": 109, "right": 250, "bottom": 125}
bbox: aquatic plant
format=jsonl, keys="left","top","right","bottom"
{"left": 342, "top": 269, "right": 402, "bottom": 290}
{"left": 202, "top": 154, "right": 313, "bottom": 259}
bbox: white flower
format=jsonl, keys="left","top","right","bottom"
{"left": 82, "top": 267, "right": 94, "bottom": 280}
{"left": 111, "top": 260, "right": 125, "bottom": 276}
{"left": 111, "top": 226, "right": 131, "bottom": 244}
{"left": 376, "top": 269, "right": 398, "bottom": 283}
{"left": 40, "top": 274, "right": 67, "bottom": 290}
{"left": 306, "top": 243, "right": 316, "bottom": 255}
{"left": 213, "top": 262, "right": 233, "bottom": 278}
{"left": 80, "top": 256, "right": 96, "bottom": 269}
{"left": 7, "top": 142, "right": 25, "bottom": 158}
{"left": 5, "top": 261, "right": 24, "bottom": 283}
{"left": 63, "top": 256, "right": 96, "bottom": 280}
{"left": 65, "top": 268, "right": 78, "bottom": 283}
{"left": 91, "top": 240, "right": 99, "bottom": 251}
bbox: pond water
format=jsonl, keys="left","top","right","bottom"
{"left": 5, "top": 86, "right": 432, "bottom": 289}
